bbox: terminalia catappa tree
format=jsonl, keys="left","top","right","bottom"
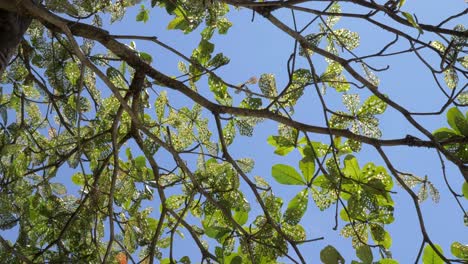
{"left": 0, "top": 0, "right": 467, "bottom": 263}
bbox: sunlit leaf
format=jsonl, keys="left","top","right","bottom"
{"left": 320, "top": 245, "right": 345, "bottom": 264}
{"left": 284, "top": 188, "right": 309, "bottom": 225}
{"left": 451, "top": 242, "right": 468, "bottom": 259}
{"left": 271, "top": 164, "right": 305, "bottom": 185}
{"left": 422, "top": 244, "right": 444, "bottom": 264}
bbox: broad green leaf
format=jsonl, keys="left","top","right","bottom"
{"left": 240, "top": 97, "right": 262, "bottom": 109}
{"left": 370, "top": 225, "right": 392, "bottom": 249}
{"left": 209, "top": 75, "right": 232, "bottom": 105}
{"left": 207, "top": 53, "right": 230, "bottom": 68}
{"left": 320, "top": 245, "right": 345, "bottom": 264}
{"left": 284, "top": 188, "right": 309, "bottom": 225}
{"left": 225, "top": 253, "right": 243, "bottom": 264}
{"left": 343, "top": 155, "right": 361, "bottom": 180}
{"left": 356, "top": 245, "right": 373, "bottom": 263}
{"left": 447, "top": 108, "right": 468, "bottom": 136}
{"left": 299, "top": 156, "right": 315, "bottom": 183}
{"left": 259, "top": 73, "right": 278, "bottom": 97}
{"left": 343, "top": 94, "right": 360, "bottom": 115}
{"left": 422, "top": 244, "right": 444, "bottom": 264}
{"left": 167, "top": 15, "right": 189, "bottom": 32}
{"left": 359, "top": 95, "right": 387, "bottom": 115}
{"left": 340, "top": 208, "right": 350, "bottom": 221}
{"left": 271, "top": 164, "right": 305, "bottom": 185}
{"left": 462, "top": 182, "right": 468, "bottom": 200}
{"left": 193, "top": 39, "right": 215, "bottom": 65}
{"left": 223, "top": 120, "right": 236, "bottom": 146}
{"left": 134, "top": 156, "right": 146, "bottom": 169}
{"left": 233, "top": 209, "right": 248, "bottom": 226}
{"left": 267, "top": 135, "right": 295, "bottom": 156}
{"left": 205, "top": 225, "right": 231, "bottom": 239}
{"left": 333, "top": 29, "right": 360, "bottom": 50}
{"left": 216, "top": 18, "right": 232, "bottom": 34}
{"left": 71, "top": 173, "right": 85, "bottom": 186}
{"left": 299, "top": 141, "right": 329, "bottom": 158}
{"left": 451, "top": 242, "right": 468, "bottom": 259}
{"left": 322, "top": 62, "right": 350, "bottom": 92}
{"left": 433, "top": 127, "right": 459, "bottom": 140}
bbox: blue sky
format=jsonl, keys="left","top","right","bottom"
{"left": 2, "top": 0, "right": 466, "bottom": 263}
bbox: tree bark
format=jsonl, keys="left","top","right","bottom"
{"left": 0, "top": 1, "right": 35, "bottom": 75}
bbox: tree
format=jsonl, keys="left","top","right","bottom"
{"left": 0, "top": 0, "right": 466, "bottom": 263}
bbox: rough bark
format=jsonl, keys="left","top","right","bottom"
{"left": 0, "top": 1, "right": 35, "bottom": 75}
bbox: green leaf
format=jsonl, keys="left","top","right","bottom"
{"left": 259, "top": 73, "right": 278, "bottom": 98}
{"left": 447, "top": 108, "right": 468, "bottom": 136}
{"left": 205, "top": 226, "right": 231, "bottom": 239}
{"left": 271, "top": 164, "right": 305, "bottom": 185}
{"left": 402, "top": 12, "right": 423, "bottom": 34}
{"left": 356, "top": 245, "right": 373, "bottom": 263}
{"left": 444, "top": 68, "right": 458, "bottom": 89}
{"left": 333, "top": 28, "right": 360, "bottom": 50}
{"left": 299, "top": 156, "right": 315, "bottom": 183}
{"left": 267, "top": 135, "right": 295, "bottom": 156}
{"left": 358, "top": 95, "right": 387, "bottom": 115}
{"left": 451, "top": 242, "right": 468, "bottom": 259}
{"left": 233, "top": 209, "right": 248, "bottom": 226}
{"left": 225, "top": 253, "right": 243, "bottom": 264}
{"left": 422, "top": 244, "right": 444, "bottom": 264}
{"left": 320, "top": 245, "right": 345, "bottom": 264}
{"left": 284, "top": 188, "right": 309, "bottom": 225}
{"left": 167, "top": 11, "right": 190, "bottom": 32}
{"left": 462, "top": 182, "right": 468, "bottom": 200}
{"left": 134, "top": 156, "right": 146, "bottom": 169}
{"left": 207, "top": 53, "right": 230, "bottom": 68}
{"left": 398, "top": 0, "right": 406, "bottom": 8}
{"left": 136, "top": 5, "right": 150, "bottom": 23}
{"left": 216, "top": 18, "right": 232, "bottom": 34}
{"left": 370, "top": 225, "right": 392, "bottom": 249}
{"left": 433, "top": 127, "right": 459, "bottom": 140}
{"left": 64, "top": 61, "right": 80, "bottom": 86}
{"left": 0, "top": 197, "right": 17, "bottom": 230}
{"left": 343, "top": 155, "right": 361, "bottom": 180}
{"left": 377, "top": 259, "right": 399, "bottom": 264}
{"left": 325, "top": 3, "right": 341, "bottom": 28}
{"left": 51, "top": 183, "right": 67, "bottom": 195}
{"left": 139, "top": 52, "right": 153, "bottom": 63}
{"left": 71, "top": 173, "right": 85, "bottom": 186}
{"left": 209, "top": 75, "right": 231, "bottom": 105}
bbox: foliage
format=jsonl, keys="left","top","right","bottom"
{"left": 0, "top": 0, "right": 467, "bottom": 263}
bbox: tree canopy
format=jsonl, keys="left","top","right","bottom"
{"left": 0, "top": 0, "right": 467, "bottom": 263}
